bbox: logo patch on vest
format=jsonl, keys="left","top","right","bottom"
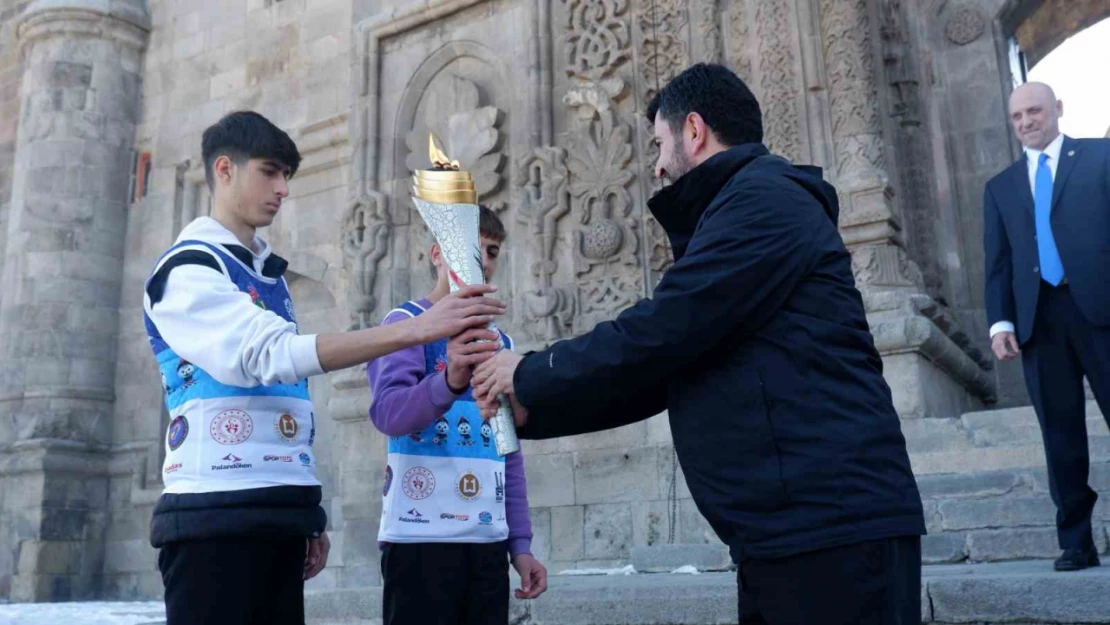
{"left": 455, "top": 470, "right": 482, "bottom": 501}
{"left": 383, "top": 465, "right": 393, "bottom": 497}
{"left": 402, "top": 467, "right": 436, "bottom": 500}
{"left": 275, "top": 413, "right": 299, "bottom": 443}
{"left": 210, "top": 410, "right": 254, "bottom": 445}
{"left": 167, "top": 415, "right": 188, "bottom": 451}
{"left": 212, "top": 453, "right": 252, "bottom": 471}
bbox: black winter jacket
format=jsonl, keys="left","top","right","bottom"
{"left": 514, "top": 144, "right": 925, "bottom": 561}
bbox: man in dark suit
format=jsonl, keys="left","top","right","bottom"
{"left": 984, "top": 81, "right": 1110, "bottom": 571}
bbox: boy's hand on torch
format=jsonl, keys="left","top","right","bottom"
{"left": 414, "top": 284, "right": 505, "bottom": 343}
{"left": 445, "top": 328, "right": 499, "bottom": 393}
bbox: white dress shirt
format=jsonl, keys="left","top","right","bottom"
{"left": 989, "top": 133, "right": 1066, "bottom": 339}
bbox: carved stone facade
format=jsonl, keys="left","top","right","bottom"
{"left": 0, "top": 0, "right": 1087, "bottom": 603}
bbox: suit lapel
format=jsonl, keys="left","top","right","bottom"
{"left": 1051, "top": 136, "right": 1080, "bottom": 213}
{"left": 1008, "top": 156, "right": 1035, "bottom": 218}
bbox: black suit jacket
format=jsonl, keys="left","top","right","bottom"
{"left": 984, "top": 136, "right": 1110, "bottom": 344}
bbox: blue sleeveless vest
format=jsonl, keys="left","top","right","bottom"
{"left": 144, "top": 240, "right": 320, "bottom": 494}
{"left": 378, "top": 300, "right": 511, "bottom": 543}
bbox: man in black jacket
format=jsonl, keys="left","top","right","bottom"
{"left": 473, "top": 64, "right": 925, "bottom": 624}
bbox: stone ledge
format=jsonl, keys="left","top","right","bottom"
{"left": 305, "top": 561, "right": 1110, "bottom": 624}
{"left": 631, "top": 544, "right": 734, "bottom": 573}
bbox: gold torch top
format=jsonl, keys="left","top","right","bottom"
{"left": 411, "top": 134, "right": 478, "bottom": 205}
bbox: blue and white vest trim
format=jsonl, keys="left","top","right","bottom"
{"left": 378, "top": 300, "right": 511, "bottom": 544}
{"left": 144, "top": 240, "right": 320, "bottom": 495}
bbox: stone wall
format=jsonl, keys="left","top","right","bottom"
{"left": 0, "top": 2, "right": 32, "bottom": 599}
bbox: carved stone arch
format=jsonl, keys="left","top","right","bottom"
{"left": 390, "top": 40, "right": 514, "bottom": 205}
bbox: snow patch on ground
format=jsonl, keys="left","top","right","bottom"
{"left": 556, "top": 564, "right": 637, "bottom": 576}
{"left": 0, "top": 601, "right": 166, "bottom": 625}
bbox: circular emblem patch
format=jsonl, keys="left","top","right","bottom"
{"left": 401, "top": 467, "right": 436, "bottom": 500}
{"left": 275, "top": 413, "right": 298, "bottom": 443}
{"left": 210, "top": 410, "right": 254, "bottom": 445}
{"left": 479, "top": 511, "right": 493, "bottom": 525}
{"left": 167, "top": 415, "right": 188, "bottom": 451}
{"left": 455, "top": 471, "right": 482, "bottom": 501}
{"left": 383, "top": 465, "right": 393, "bottom": 497}
{"left": 299, "top": 452, "right": 312, "bottom": 467}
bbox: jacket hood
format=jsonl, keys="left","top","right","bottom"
{"left": 177, "top": 216, "right": 273, "bottom": 261}
{"left": 781, "top": 164, "right": 839, "bottom": 226}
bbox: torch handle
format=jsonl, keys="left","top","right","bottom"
{"left": 449, "top": 286, "right": 520, "bottom": 456}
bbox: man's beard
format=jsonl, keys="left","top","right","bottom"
{"left": 662, "top": 149, "right": 695, "bottom": 186}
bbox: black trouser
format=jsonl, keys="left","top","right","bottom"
{"left": 1023, "top": 281, "right": 1110, "bottom": 551}
{"left": 158, "top": 537, "right": 306, "bottom": 625}
{"left": 381, "top": 542, "right": 509, "bottom": 625}
{"left": 738, "top": 536, "right": 921, "bottom": 625}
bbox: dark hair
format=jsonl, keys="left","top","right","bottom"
{"left": 478, "top": 205, "right": 506, "bottom": 241}
{"left": 201, "top": 111, "right": 301, "bottom": 191}
{"left": 646, "top": 63, "right": 763, "bottom": 147}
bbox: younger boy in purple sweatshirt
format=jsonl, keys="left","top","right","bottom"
{"left": 367, "top": 206, "right": 547, "bottom": 624}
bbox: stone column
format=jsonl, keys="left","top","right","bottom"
{"left": 0, "top": 0, "right": 149, "bottom": 601}
{"left": 816, "top": 0, "right": 994, "bottom": 424}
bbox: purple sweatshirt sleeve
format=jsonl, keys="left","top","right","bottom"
{"left": 505, "top": 447, "right": 533, "bottom": 557}
{"left": 366, "top": 311, "right": 458, "bottom": 436}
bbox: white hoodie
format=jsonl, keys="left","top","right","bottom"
{"left": 143, "top": 217, "right": 324, "bottom": 388}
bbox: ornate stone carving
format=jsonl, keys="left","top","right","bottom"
{"left": 727, "top": 0, "right": 753, "bottom": 83}
{"left": 646, "top": 213, "right": 674, "bottom": 277}
{"left": 696, "top": 0, "right": 723, "bottom": 63}
{"left": 755, "top": 0, "right": 803, "bottom": 162}
{"left": 637, "top": 0, "right": 689, "bottom": 202}
{"left": 404, "top": 75, "right": 504, "bottom": 201}
{"left": 878, "top": 0, "right": 945, "bottom": 298}
{"left": 567, "top": 108, "right": 640, "bottom": 275}
{"left": 944, "top": 8, "right": 985, "bottom": 46}
{"left": 577, "top": 274, "right": 643, "bottom": 331}
{"left": 820, "top": 0, "right": 887, "bottom": 178}
{"left": 851, "top": 245, "right": 921, "bottom": 288}
{"left": 563, "top": 0, "right": 632, "bottom": 81}
{"left": 341, "top": 192, "right": 391, "bottom": 330}
{"left": 637, "top": 0, "right": 689, "bottom": 102}
{"left": 517, "top": 147, "right": 576, "bottom": 342}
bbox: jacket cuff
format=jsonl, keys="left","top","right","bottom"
{"left": 291, "top": 334, "right": 325, "bottom": 379}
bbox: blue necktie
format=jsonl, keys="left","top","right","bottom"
{"left": 1034, "top": 153, "right": 1064, "bottom": 285}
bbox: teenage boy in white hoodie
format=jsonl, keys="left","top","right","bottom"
{"left": 142, "top": 111, "right": 504, "bottom": 625}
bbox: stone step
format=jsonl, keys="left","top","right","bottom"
{"left": 961, "top": 400, "right": 1107, "bottom": 447}
{"left": 304, "top": 561, "right": 1110, "bottom": 624}
{"left": 910, "top": 435, "right": 1110, "bottom": 475}
{"left": 917, "top": 463, "right": 1110, "bottom": 563}
{"left": 903, "top": 402, "right": 1110, "bottom": 475}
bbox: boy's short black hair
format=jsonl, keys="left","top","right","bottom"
{"left": 646, "top": 63, "right": 763, "bottom": 147}
{"left": 201, "top": 111, "right": 302, "bottom": 191}
{"left": 478, "top": 205, "right": 506, "bottom": 241}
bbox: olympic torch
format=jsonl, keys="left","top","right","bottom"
{"left": 411, "top": 135, "right": 521, "bottom": 456}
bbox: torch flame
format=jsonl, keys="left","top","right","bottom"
{"left": 428, "top": 134, "right": 461, "bottom": 170}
